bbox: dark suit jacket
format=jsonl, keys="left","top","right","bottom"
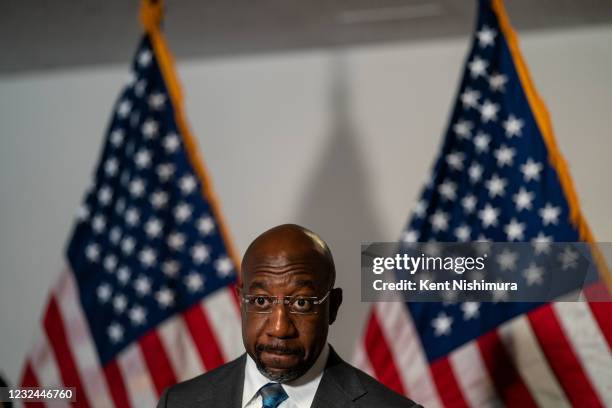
{"left": 157, "top": 347, "right": 422, "bottom": 407}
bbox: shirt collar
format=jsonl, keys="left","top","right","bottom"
{"left": 243, "top": 343, "right": 330, "bottom": 408}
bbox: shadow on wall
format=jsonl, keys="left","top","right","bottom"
{"left": 296, "top": 53, "right": 384, "bottom": 360}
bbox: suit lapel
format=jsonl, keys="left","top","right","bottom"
{"left": 197, "top": 354, "right": 246, "bottom": 408}
{"left": 311, "top": 348, "right": 367, "bottom": 408}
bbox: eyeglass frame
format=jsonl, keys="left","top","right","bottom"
{"left": 241, "top": 290, "right": 332, "bottom": 315}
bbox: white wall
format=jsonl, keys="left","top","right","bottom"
{"left": 1, "top": 24, "right": 612, "bottom": 385}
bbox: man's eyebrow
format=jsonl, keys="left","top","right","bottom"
{"left": 293, "top": 279, "right": 317, "bottom": 290}
{"left": 248, "top": 281, "right": 268, "bottom": 291}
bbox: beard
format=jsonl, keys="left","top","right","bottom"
{"left": 254, "top": 343, "right": 308, "bottom": 383}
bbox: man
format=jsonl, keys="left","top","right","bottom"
{"left": 157, "top": 224, "right": 421, "bottom": 407}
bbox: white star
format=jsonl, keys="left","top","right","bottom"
{"left": 485, "top": 174, "right": 507, "bottom": 198}
{"left": 97, "top": 283, "right": 112, "bottom": 303}
{"left": 116, "top": 100, "right": 132, "bottom": 118}
{"left": 92, "top": 214, "right": 106, "bottom": 234}
{"left": 503, "top": 114, "right": 524, "bottom": 138}
{"left": 144, "top": 217, "right": 163, "bottom": 238}
{"left": 513, "top": 188, "right": 534, "bottom": 211}
{"left": 157, "top": 163, "right": 175, "bottom": 182}
{"left": 430, "top": 210, "right": 449, "bottom": 232}
{"left": 559, "top": 246, "right": 579, "bottom": 270}
{"left": 134, "top": 80, "right": 147, "bottom": 98}
{"left": 174, "top": 203, "right": 193, "bottom": 223}
{"left": 492, "top": 283, "right": 509, "bottom": 302}
{"left": 191, "top": 243, "right": 211, "bottom": 264}
{"left": 462, "top": 194, "right": 477, "bottom": 214}
{"left": 151, "top": 190, "right": 169, "bottom": 209}
{"left": 423, "top": 241, "right": 442, "bottom": 257}
{"left": 121, "top": 236, "right": 135, "bottom": 255}
{"left": 86, "top": 243, "right": 100, "bottom": 262}
{"left": 473, "top": 132, "right": 490, "bottom": 154}
{"left": 109, "top": 226, "right": 122, "bottom": 244}
{"left": 453, "top": 119, "right": 473, "bottom": 139}
{"left": 137, "top": 49, "right": 152, "bottom": 67}
{"left": 129, "top": 178, "right": 146, "bottom": 198}
{"left": 468, "top": 56, "right": 488, "bottom": 79}
{"left": 108, "top": 322, "right": 124, "bottom": 343}
{"left": 162, "top": 260, "right": 181, "bottom": 277}
{"left": 413, "top": 200, "right": 427, "bottom": 218}
{"left": 504, "top": 218, "right": 525, "bottom": 241}
{"left": 148, "top": 92, "right": 166, "bottom": 110}
{"left": 493, "top": 145, "right": 515, "bottom": 167}
{"left": 468, "top": 163, "right": 483, "bottom": 183}
{"left": 134, "top": 149, "right": 152, "bottom": 169}
{"left": 489, "top": 73, "right": 508, "bottom": 92}
{"left": 521, "top": 158, "right": 542, "bottom": 182}
{"left": 460, "top": 88, "right": 480, "bottom": 109}
{"left": 155, "top": 287, "right": 175, "bottom": 308}
{"left": 497, "top": 249, "right": 518, "bottom": 271}
{"left": 539, "top": 203, "right": 561, "bottom": 226}
{"left": 104, "top": 158, "right": 119, "bottom": 177}
{"left": 477, "top": 25, "right": 496, "bottom": 47}
{"left": 141, "top": 119, "right": 159, "bottom": 139}
{"left": 185, "top": 272, "right": 205, "bottom": 292}
{"left": 479, "top": 204, "right": 500, "bottom": 228}
{"left": 129, "top": 305, "right": 147, "bottom": 325}
{"left": 179, "top": 174, "right": 198, "bottom": 195}
{"left": 401, "top": 229, "right": 419, "bottom": 244}
{"left": 163, "top": 133, "right": 181, "bottom": 153}
{"left": 168, "top": 232, "right": 186, "bottom": 251}
{"left": 480, "top": 99, "right": 499, "bottom": 122}
{"left": 197, "top": 216, "right": 215, "bottom": 236}
{"left": 532, "top": 232, "right": 552, "bottom": 254}
{"left": 139, "top": 247, "right": 157, "bottom": 268}
{"left": 438, "top": 180, "right": 457, "bottom": 201}
{"left": 110, "top": 129, "right": 125, "bottom": 147}
{"left": 523, "top": 263, "right": 544, "bottom": 286}
{"left": 432, "top": 312, "right": 453, "bottom": 336}
{"left": 117, "top": 266, "right": 131, "bottom": 285}
{"left": 103, "top": 254, "right": 118, "bottom": 272}
{"left": 455, "top": 224, "right": 472, "bottom": 242}
{"left": 461, "top": 302, "right": 480, "bottom": 320}
{"left": 133, "top": 275, "right": 152, "bottom": 296}
{"left": 125, "top": 207, "right": 140, "bottom": 226}
{"left": 115, "top": 198, "right": 126, "bottom": 215}
{"left": 215, "top": 256, "right": 234, "bottom": 277}
{"left": 98, "top": 186, "right": 113, "bottom": 206}
{"left": 76, "top": 204, "right": 89, "bottom": 222}
{"left": 112, "top": 294, "right": 127, "bottom": 314}
{"left": 445, "top": 151, "right": 465, "bottom": 171}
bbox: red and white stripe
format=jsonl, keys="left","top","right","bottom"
{"left": 20, "top": 265, "right": 243, "bottom": 407}
{"left": 354, "top": 301, "right": 612, "bottom": 407}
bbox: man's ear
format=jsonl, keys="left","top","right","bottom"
{"left": 328, "top": 287, "right": 342, "bottom": 325}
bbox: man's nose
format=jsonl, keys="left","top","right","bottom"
{"left": 266, "top": 304, "right": 298, "bottom": 339}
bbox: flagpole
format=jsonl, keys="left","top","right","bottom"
{"left": 138, "top": 0, "right": 243, "bottom": 277}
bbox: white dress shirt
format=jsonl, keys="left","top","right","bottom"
{"left": 242, "top": 343, "right": 330, "bottom": 408}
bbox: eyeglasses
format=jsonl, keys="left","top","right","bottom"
{"left": 242, "top": 291, "right": 331, "bottom": 315}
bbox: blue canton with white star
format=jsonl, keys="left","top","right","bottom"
{"left": 67, "top": 36, "right": 237, "bottom": 364}
{"left": 401, "top": 0, "right": 582, "bottom": 362}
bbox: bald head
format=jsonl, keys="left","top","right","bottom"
{"left": 241, "top": 224, "right": 336, "bottom": 288}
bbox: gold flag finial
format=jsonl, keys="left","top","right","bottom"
{"left": 140, "top": 0, "right": 163, "bottom": 32}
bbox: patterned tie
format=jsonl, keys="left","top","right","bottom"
{"left": 258, "top": 382, "right": 289, "bottom": 408}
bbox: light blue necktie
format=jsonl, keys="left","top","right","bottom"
{"left": 258, "top": 382, "right": 288, "bottom": 408}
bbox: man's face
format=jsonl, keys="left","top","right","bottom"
{"left": 239, "top": 247, "right": 340, "bottom": 383}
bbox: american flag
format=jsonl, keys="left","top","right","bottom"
{"left": 354, "top": 0, "right": 612, "bottom": 407}
{"left": 18, "top": 23, "right": 244, "bottom": 408}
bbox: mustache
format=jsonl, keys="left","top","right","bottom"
{"left": 255, "top": 343, "right": 305, "bottom": 356}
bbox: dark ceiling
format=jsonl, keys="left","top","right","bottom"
{"left": 2, "top": 0, "right": 612, "bottom": 75}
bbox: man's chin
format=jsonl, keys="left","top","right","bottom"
{"left": 254, "top": 354, "right": 308, "bottom": 383}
